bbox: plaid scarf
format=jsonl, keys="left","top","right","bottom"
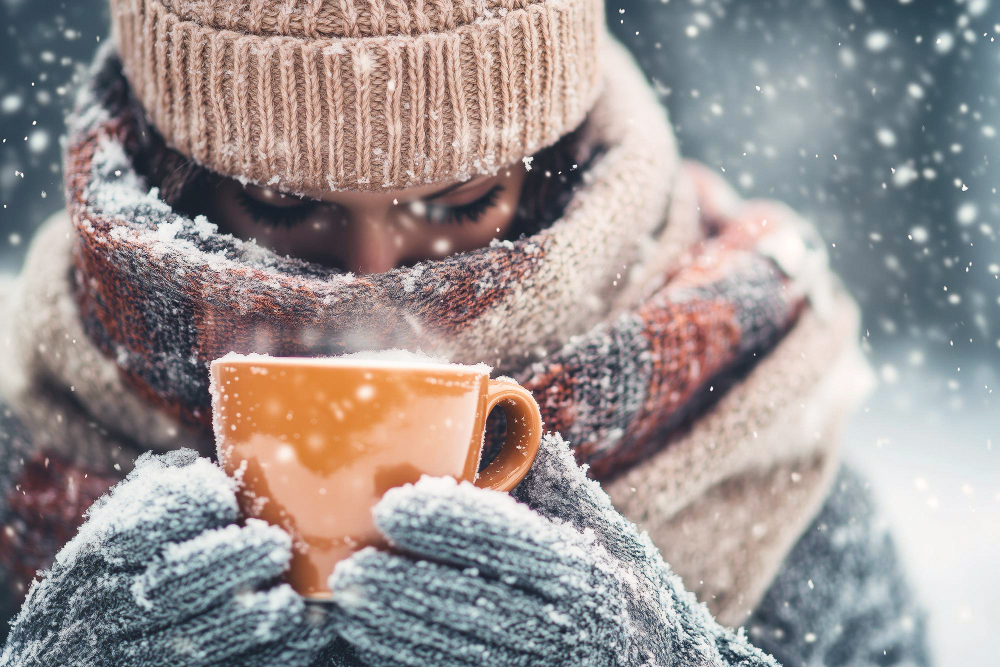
{"left": 67, "top": 44, "right": 819, "bottom": 481}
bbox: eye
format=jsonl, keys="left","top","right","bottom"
{"left": 424, "top": 185, "right": 504, "bottom": 225}
{"left": 237, "top": 189, "right": 315, "bottom": 229}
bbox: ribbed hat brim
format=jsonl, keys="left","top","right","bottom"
{"left": 111, "top": 0, "right": 604, "bottom": 193}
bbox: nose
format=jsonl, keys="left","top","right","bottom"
{"left": 339, "top": 214, "right": 404, "bottom": 275}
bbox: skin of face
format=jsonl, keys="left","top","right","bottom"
{"left": 205, "top": 166, "right": 528, "bottom": 275}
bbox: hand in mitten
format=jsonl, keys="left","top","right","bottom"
{"left": 328, "top": 433, "right": 780, "bottom": 667}
{"left": 1, "top": 449, "right": 337, "bottom": 667}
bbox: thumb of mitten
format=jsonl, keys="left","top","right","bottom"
{"left": 511, "top": 433, "right": 589, "bottom": 506}
{"left": 512, "top": 432, "right": 615, "bottom": 521}
{"left": 512, "top": 433, "right": 656, "bottom": 574}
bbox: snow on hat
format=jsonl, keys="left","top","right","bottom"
{"left": 109, "top": 0, "right": 604, "bottom": 194}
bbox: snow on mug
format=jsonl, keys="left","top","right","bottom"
{"left": 210, "top": 352, "right": 543, "bottom": 599}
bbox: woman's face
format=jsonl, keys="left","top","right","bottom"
{"left": 207, "top": 166, "right": 527, "bottom": 274}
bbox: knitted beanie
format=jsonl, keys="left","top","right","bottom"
{"left": 109, "top": 0, "right": 604, "bottom": 194}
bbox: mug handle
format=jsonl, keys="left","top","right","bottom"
{"left": 475, "top": 379, "right": 543, "bottom": 492}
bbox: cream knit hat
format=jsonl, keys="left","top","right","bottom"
{"left": 109, "top": 0, "right": 604, "bottom": 193}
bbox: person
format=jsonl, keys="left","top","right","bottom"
{"left": 0, "top": 0, "right": 930, "bottom": 664}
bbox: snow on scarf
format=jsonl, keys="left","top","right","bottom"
{"left": 68, "top": 42, "right": 809, "bottom": 476}
{"left": 1, "top": 41, "right": 871, "bottom": 627}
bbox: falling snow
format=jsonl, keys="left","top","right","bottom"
{"left": 0, "top": 1, "right": 998, "bottom": 665}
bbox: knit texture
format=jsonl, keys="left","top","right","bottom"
{"left": 0, "top": 39, "right": 873, "bottom": 634}
{"left": 605, "top": 283, "right": 870, "bottom": 626}
{"left": 327, "top": 432, "right": 780, "bottom": 666}
{"left": 748, "top": 465, "right": 931, "bottom": 666}
{"left": 1, "top": 449, "right": 338, "bottom": 665}
{"left": 108, "top": 0, "right": 604, "bottom": 194}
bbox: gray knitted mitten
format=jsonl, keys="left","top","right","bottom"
{"left": 328, "top": 433, "right": 779, "bottom": 666}
{"left": 1, "top": 449, "right": 336, "bottom": 666}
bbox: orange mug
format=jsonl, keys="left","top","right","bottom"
{"left": 210, "top": 354, "right": 543, "bottom": 599}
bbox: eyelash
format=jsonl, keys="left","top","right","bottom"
{"left": 237, "top": 184, "right": 504, "bottom": 229}
{"left": 237, "top": 190, "right": 315, "bottom": 229}
{"left": 427, "top": 185, "right": 503, "bottom": 225}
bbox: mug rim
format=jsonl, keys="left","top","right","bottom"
{"left": 211, "top": 353, "right": 492, "bottom": 376}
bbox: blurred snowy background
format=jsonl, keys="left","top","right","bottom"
{"left": 1, "top": 0, "right": 997, "bottom": 663}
